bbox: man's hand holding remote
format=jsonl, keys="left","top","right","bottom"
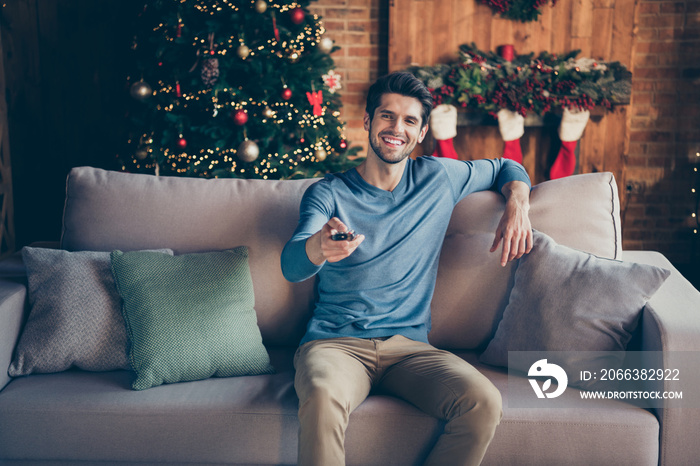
{"left": 306, "top": 217, "right": 365, "bottom": 265}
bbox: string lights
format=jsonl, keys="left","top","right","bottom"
{"left": 121, "top": 0, "right": 358, "bottom": 179}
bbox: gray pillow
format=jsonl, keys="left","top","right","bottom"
{"left": 479, "top": 230, "right": 670, "bottom": 389}
{"left": 9, "top": 247, "right": 171, "bottom": 376}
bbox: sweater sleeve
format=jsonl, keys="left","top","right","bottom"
{"left": 280, "top": 179, "right": 334, "bottom": 283}
{"left": 434, "top": 157, "right": 531, "bottom": 202}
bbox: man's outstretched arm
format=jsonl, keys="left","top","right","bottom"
{"left": 490, "top": 180, "right": 532, "bottom": 267}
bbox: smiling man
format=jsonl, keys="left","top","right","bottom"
{"left": 281, "top": 72, "right": 533, "bottom": 466}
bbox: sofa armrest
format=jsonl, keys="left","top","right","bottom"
{"left": 623, "top": 250, "right": 700, "bottom": 466}
{"left": 0, "top": 279, "right": 27, "bottom": 391}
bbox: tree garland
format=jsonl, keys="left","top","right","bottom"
{"left": 408, "top": 43, "right": 632, "bottom": 118}
{"left": 479, "top": 0, "right": 556, "bottom": 23}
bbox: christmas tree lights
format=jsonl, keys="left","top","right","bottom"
{"left": 121, "top": 0, "right": 360, "bottom": 179}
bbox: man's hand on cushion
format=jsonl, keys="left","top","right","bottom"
{"left": 491, "top": 180, "right": 533, "bottom": 267}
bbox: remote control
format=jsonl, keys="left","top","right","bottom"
{"left": 331, "top": 230, "right": 357, "bottom": 241}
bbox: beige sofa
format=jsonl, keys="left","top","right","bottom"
{"left": 0, "top": 166, "right": 698, "bottom": 465}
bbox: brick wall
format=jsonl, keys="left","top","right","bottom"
{"left": 309, "top": 0, "right": 388, "bottom": 155}
{"left": 627, "top": 0, "right": 700, "bottom": 265}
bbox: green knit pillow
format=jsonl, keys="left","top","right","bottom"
{"left": 110, "top": 248, "right": 274, "bottom": 390}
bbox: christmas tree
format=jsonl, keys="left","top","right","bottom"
{"left": 121, "top": 0, "right": 360, "bottom": 179}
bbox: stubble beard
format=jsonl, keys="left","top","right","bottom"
{"left": 367, "top": 124, "right": 417, "bottom": 165}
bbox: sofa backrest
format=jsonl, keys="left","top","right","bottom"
{"left": 61, "top": 167, "right": 621, "bottom": 349}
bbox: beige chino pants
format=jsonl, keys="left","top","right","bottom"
{"left": 293, "top": 335, "right": 502, "bottom": 466}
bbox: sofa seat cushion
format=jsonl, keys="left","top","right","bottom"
{"left": 470, "top": 352, "right": 659, "bottom": 466}
{"left": 0, "top": 348, "right": 301, "bottom": 465}
{"left": 0, "top": 350, "right": 658, "bottom": 465}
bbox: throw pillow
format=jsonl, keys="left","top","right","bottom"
{"left": 479, "top": 230, "right": 670, "bottom": 389}
{"left": 9, "top": 247, "right": 171, "bottom": 376}
{"left": 110, "top": 247, "right": 274, "bottom": 390}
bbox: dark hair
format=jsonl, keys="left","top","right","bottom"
{"left": 365, "top": 72, "right": 434, "bottom": 128}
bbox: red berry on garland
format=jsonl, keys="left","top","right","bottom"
{"left": 281, "top": 86, "right": 292, "bottom": 100}
{"left": 177, "top": 136, "right": 187, "bottom": 149}
{"left": 289, "top": 7, "right": 305, "bottom": 25}
{"left": 232, "top": 109, "right": 248, "bottom": 126}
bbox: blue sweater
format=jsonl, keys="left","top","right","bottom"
{"left": 281, "top": 156, "right": 530, "bottom": 346}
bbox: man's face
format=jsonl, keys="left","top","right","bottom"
{"left": 364, "top": 93, "right": 429, "bottom": 165}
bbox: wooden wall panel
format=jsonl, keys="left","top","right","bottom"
{"left": 1, "top": 0, "right": 137, "bottom": 247}
{"left": 388, "top": 0, "right": 637, "bottom": 189}
{"left": 0, "top": 29, "right": 15, "bottom": 258}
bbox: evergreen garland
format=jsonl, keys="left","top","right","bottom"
{"left": 408, "top": 43, "right": 632, "bottom": 118}
{"left": 479, "top": 0, "right": 555, "bottom": 23}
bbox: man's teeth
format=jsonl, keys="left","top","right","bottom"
{"left": 383, "top": 137, "right": 404, "bottom": 146}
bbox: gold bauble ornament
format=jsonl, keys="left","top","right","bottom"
{"left": 130, "top": 80, "right": 152, "bottom": 101}
{"left": 262, "top": 106, "right": 275, "bottom": 119}
{"left": 314, "top": 147, "right": 328, "bottom": 162}
{"left": 135, "top": 147, "right": 149, "bottom": 160}
{"left": 318, "top": 37, "right": 334, "bottom": 54}
{"left": 238, "top": 139, "right": 260, "bottom": 162}
{"left": 237, "top": 44, "right": 250, "bottom": 59}
{"left": 254, "top": 0, "right": 267, "bottom": 13}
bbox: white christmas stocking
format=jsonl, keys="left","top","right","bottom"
{"left": 430, "top": 104, "right": 459, "bottom": 159}
{"left": 550, "top": 107, "right": 590, "bottom": 179}
{"left": 497, "top": 109, "right": 525, "bottom": 164}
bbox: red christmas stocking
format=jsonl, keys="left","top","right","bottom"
{"left": 430, "top": 104, "right": 459, "bottom": 159}
{"left": 497, "top": 109, "right": 525, "bottom": 164}
{"left": 550, "top": 108, "right": 590, "bottom": 179}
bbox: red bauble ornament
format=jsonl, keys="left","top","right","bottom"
{"left": 340, "top": 139, "right": 348, "bottom": 149}
{"left": 289, "top": 7, "right": 305, "bottom": 25}
{"left": 281, "top": 87, "right": 292, "bottom": 100}
{"left": 177, "top": 136, "right": 187, "bottom": 148}
{"left": 232, "top": 109, "right": 248, "bottom": 125}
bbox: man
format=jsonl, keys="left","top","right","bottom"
{"left": 281, "top": 71, "right": 533, "bottom": 466}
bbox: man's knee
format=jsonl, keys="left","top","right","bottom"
{"left": 299, "top": 379, "right": 343, "bottom": 410}
{"left": 475, "top": 382, "right": 503, "bottom": 424}
{"left": 455, "top": 379, "right": 503, "bottom": 431}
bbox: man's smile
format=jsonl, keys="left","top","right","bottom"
{"left": 380, "top": 135, "right": 405, "bottom": 148}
